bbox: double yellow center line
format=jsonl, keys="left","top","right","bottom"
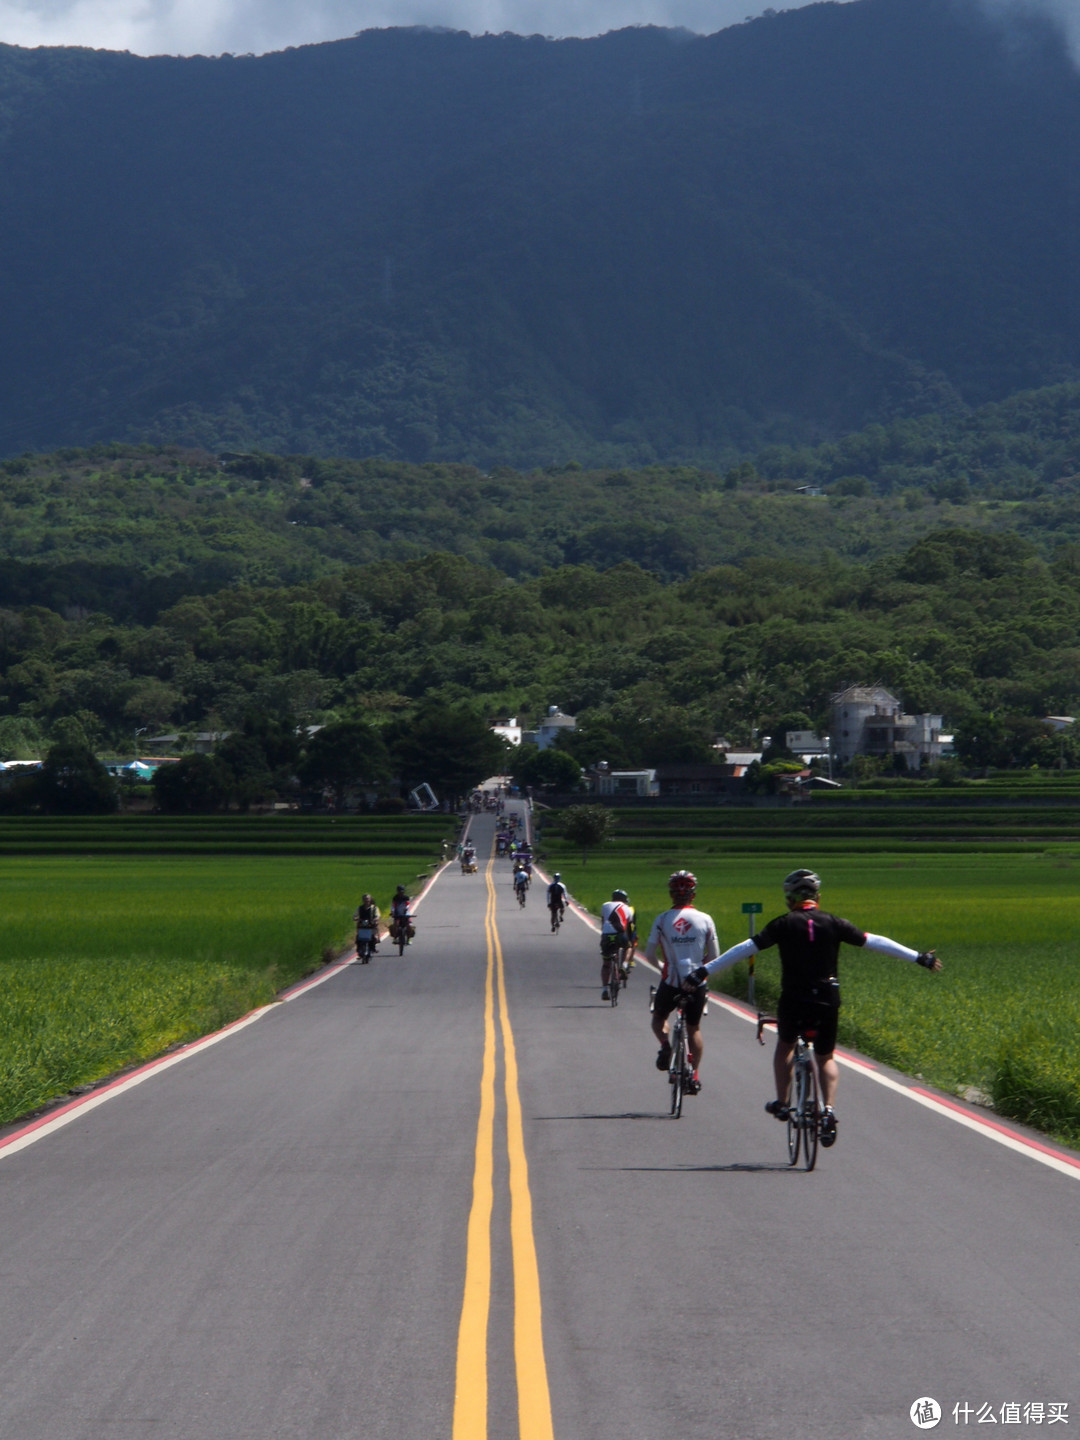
{"left": 452, "top": 852, "right": 555, "bottom": 1440}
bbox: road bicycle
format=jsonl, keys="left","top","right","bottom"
{"left": 650, "top": 984, "right": 698, "bottom": 1117}
{"left": 516, "top": 881, "right": 528, "bottom": 908}
{"left": 549, "top": 904, "right": 564, "bottom": 933}
{"left": 602, "top": 939, "right": 630, "bottom": 1006}
{"left": 757, "top": 1013, "right": 819, "bottom": 1171}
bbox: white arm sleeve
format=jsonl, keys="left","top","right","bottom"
{"left": 863, "top": 933, "right": 920, "bottom": 963}
{"left": 704, "top": 937, "right": 758, "bottom": 975}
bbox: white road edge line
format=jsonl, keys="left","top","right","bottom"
{"left": 532, "top": 862, "right": 1080, "bottom": 1183}
{"left": 0, "top": 851, "right": 458, "bottom": 1162}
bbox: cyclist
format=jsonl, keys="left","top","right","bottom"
{"left": 513, "top": 865, "right": 529, "bottom": 904}
{"left": 353, "top": 892, "right": 381, "bottom": 953}
{"left": 599, "top": 888, "right": 635, "bottom": 1000}
{"left": 687, "top": 867, "right": 941, "bottom": 1147}
{"left": 645, "top": 870, "right": 719, "bottom": 1095}
{"left": 389, "top": 885, "right": 415, "bottom": 946}
{"left": 547, "top": 873, "right": 568, "bottom": 930}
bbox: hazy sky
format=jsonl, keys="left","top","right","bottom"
{"left": 0, "top": 0, "right": 843, "bottom": 56}
{"left": 0, "top": 0, "right": 1072, "bottom": 59}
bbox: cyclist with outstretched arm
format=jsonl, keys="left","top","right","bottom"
{"left": 686, "top": 868, "right": 940, "bottom": 1147}
{"left": 646, "top": 870, "right": 719, "bottom": 1096}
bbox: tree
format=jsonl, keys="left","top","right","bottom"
{"left": 34, "top": 743, "right": 118, "bottom": 814}
{"left": 299, "top": 720, "right": 390, "bottom": 806}
{"left": 153, "top": 753, "right": 233, "bottom": 813}
{"left": 559, "top": 804, "right": 616, "bottom": 864}
{"left": 392, "top": 705, "right": 510, "bottom": 800}
{"left": 512, "top": 744, "right": 582, "bottom": 792}
{"left": 216, "top": 732, "right": 274, "bottom": 810}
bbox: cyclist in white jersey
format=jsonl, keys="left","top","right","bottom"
{"left": 645, "top": 870, "right": 719, "bottom": 1094}
{"left": 599, "top": 889, "right": 635, "bottom": 1000}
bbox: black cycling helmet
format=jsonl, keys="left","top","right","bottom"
{"left": 668, "top": 870, "right": 697, "bottom": 903}
{"left": 612, "top": 888, "right": 628, "bottom": 902}
{"left": 783, "top": 868, "right": 821, "bottom": 901}
{"left": 395, "top": 884, "right": 407, "bottom": 895}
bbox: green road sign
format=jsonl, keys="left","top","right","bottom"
{"left": 741, "top": 902, "right": 763, "bottom": 914}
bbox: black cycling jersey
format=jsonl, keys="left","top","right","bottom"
{"left": 753, "top": 905, "right": 866, "bottom": 998}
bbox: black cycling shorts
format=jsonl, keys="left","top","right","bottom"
{"left": 653, "top": 979, "right": 707, "bottom": 1028}
{"left": 777, "top": 982, "right": 840, "bottom": 1056}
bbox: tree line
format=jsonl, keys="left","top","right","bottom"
{"left": 3, "top": 530, "right": 1080, "bottom": 794}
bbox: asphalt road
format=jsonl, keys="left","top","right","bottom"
{"left": 0, "top": 813, "right": 1076, "bottom": 1440}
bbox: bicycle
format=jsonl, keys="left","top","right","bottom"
{"left": 650, "top": 984, "right": 697, "bottom": 1117}
{"left": 516, "top": 881, "right": 528, "bottom": 909}
{"left": 549, "top": 904, "right": 564, "bottom": 934}
{"left": 757, "top": 1013, "right": 819, "bottom": 1171}
{"left": 391, "top": 916, "right": 415, "bottom": 956}
{"left": 601, "top": 937, "right": 629, "bottom": 1006}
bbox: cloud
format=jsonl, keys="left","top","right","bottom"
{"left": 978, "top": 0, "right": 1080, "bottom": 64}
{"left": 0, "top": 0, "right": 834, "bottom": 56}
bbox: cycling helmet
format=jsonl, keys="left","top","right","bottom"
{"left": 553, "top": 873, "right": 561, "bottom": 881}
{"left": 783, "top": 868, "right": 821, "bottom": 900}
{"left": 668, "top": 870, "right": 697, "bottom": 903}
{"left": 395, "top": 884, "right": 407, "bottom": 896}
{"left": 612, "top": 889, "right": 628, "bottom": 902}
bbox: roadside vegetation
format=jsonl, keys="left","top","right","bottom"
{"left": 0, "top": 818, "right": 452, "bottom": 1125}
{"left": 540, "top": 813, "right": 1080, "bottom": 1148}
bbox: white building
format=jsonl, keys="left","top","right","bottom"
{"left": 785, "top": 730, "right": 830, "bottom": 761}
{"left": 491, "top": 717, "right": 523, "bottom": 746}
{"left": 525, "top": 706, "right": 578, "bottom": 751}
{"left": 594, "top": 768, "right": 659, "bottom": 797}
{"left": 830, "top": 685, "right": 945, "bottom": 772}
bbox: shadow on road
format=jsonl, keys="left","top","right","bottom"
{"left": 593, "top": 1162, "right": 794, "bottom": 1174}
{"left": 536, "top": 1112, "right": 669, "bottom": 1121}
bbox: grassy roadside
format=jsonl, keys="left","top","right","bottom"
{"left": 539, "top": 843, "right": 1080, "bottom": 1150}
{"left": 0, "top": 842, "right": 449, "bottom": 1126}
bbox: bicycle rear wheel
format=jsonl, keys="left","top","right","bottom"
{"left": 802, "top": 1061, "right": 820, "bottom": 1172}
{"left": 669, "top": 1019, "right": 685, "bottom": 1118}
{"left": 786, "top": 1072, "right": 801, "bottom": 1166}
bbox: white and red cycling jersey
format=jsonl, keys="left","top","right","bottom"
{"left": 600, "top": 900, "right": 632, "bottom": 936}
{"left": 645, "top": 905, "right": 720, "bottom": 986}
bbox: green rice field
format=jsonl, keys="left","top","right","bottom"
{"left": 0, "top": 816, "right": 454, "bottom": 1125}
{"left": 540, "top": 814, "right": 1080, "bottom": 1149}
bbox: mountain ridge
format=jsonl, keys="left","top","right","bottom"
{"left": 1, "top": 0, "right": 1078, "bottom": 465}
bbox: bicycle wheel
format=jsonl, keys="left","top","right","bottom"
{"left": 398, "top": 929, "right": 407, "bottom": 956}
{"left": 802, "top": 1061, "right": 820, "bottom": 1172}
{"left": 609, "top": 972, "right": 619, "bottom": 1006}
{"left": 786, "top": 1071, "right": 801, "bottom": 1166}
{"left": 669, "top": 1018, "right": 685, "bottom": 1118}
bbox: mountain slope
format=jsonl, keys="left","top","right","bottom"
{"left": 1, "top": 0, "right": 1078, "bottom": 465}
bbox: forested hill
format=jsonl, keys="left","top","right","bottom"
{"left": 1, "top": 0, "right": 1078, "bottom": 468}
{"left": 5, "top": 379, "right": 1080, "bottom": 621}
